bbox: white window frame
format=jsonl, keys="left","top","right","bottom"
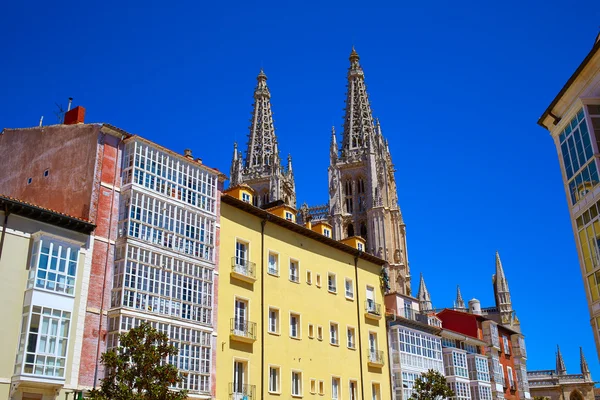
{"left": 332, "top": 376, "right": 341, "bottom": 400}
{"left": 292, "top": 370, "right": 303, "bottom": 397}
{"left": 268, "top": 307, "right": 280, "bottom": 335}
{"left": 328, "top": 272, "right": 337, "bottom": 293}
{"left": 330, "top": 322, "right": 339, "bottom": 346}
{"left": 316, "top": 273, "right": 321, "bottom": 287}
{"left": 345, "top": 278, "right": 354, "bottom": 299}
{"left": 306, "top": 270, "right": 312, "bottom": 285}
{"left": 290, "top": 312, "right": 301, "bottom": 339}
{"left": 317, "top": 325, "right": 323, "bottom": 341}
{"left": 268, "top": 251, "right": 279, "bottom": 276}
{"left": 289, "top": 259, "right": 300, "bottom": 283}
{"left": 347, "top": 326, "right": 356, "bottom": 349}
{"left": 269, "top": 365, "right": 281, "bottom": 394}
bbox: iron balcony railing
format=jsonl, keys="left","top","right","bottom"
{"left": 231, "top": 257, "right": 256, "bottom": 279}
{"left": 365, "top": 300, "right": 381, "bottom": 316}
{"left": 230, "top": 318, "right": 257, "bottom": 340}
{"left": 369, "top": 350, "right": 385, "bottom": 366}
{"left": 229, "top": 382, "right": 256, "bottom": 400}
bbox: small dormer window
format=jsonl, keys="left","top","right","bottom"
{"left": 285, "top": 212, "right": 293, "bottom": 221}
{"left": 357, "top": 242, "right": 364, "bottom": 251}
{"left": 324, "top": 228, "right": 331, "bottom": 238}
{"left": 242, "top": 193, "right": 251, "bottom": 203}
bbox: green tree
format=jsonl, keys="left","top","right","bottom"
{"left": 88, "top": 322, "right": 188, "bottom": 400}
{"left": 409, "top": 369, "right": 455, "bottom": 400}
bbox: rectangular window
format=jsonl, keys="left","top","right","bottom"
{"left": 242, "top": 192, "right": 251, "bottom": 203}
{"left": 490, "top": 323, "right": 500, "bottom": 348}
{"left": 319, "top": 380, "right": 324, "bottom": 395}
{"left": 403, "top": 300, "right": 413, "bottom": 319}
{"left": 503, "top": 336, "right": 511, "bottom": 355}
{"left": 317, "top": 325, "right": 323, "bottom": 341}
{"left": 19, "top": 305, "right": 71, "bottom": 378}
{"left": 507, "top": 366, "right": 515, "bottom": 388}
{"left": 330, "top": 323, "right": 339, "bottom": 345}
{"left": 290, "top": 313, "right": 300, "bottom": 338}
{"left": 28, "top": 237, "right": 80, "bottom": 296}
{"left": 349, "top": 380, "right": 358, "bottom": 400}
{"left": 307, "top": 270, "right": 312, "bottom": 285}
{"left": 328, "top": 273, "right": 337, "bottom": 293}
{"left": 269, "top": 366, "right": 280, "bottom": 393}
{"left": 345, "top": 278, "right": 354, "bottom": 299}
{"left": 268, "top": 252, "right": 279, "bottom": 275}
{"left": 268, "top": 307, "right": 279, "bottom": 334}
{"left": 285, "top": 211, "right": 294, "bottom": 221}
{"left": 308, "top": 324, "right": 314, "bottom": 338}
{"left": 289, "top": 260, "right": 299, "bottom": 282}
{"left": 324, "top": 228, "right": 331, "bottom": 238}
{"left": 332, "top": 377, "right": 341, "bottom": 399}
{"left": 316, "top": 274, "right": 321, "bottom": 287}
{"left": 358, "top": 242, "right": 364, "bottom": 251}
{"left": 347, "top": 327, "right": 356, "bottom": 348}
{"left": 372, "top": 383, "right": 381, "bottom": 400}
{"left": 310, "top": 378, "right": 317, "bottom": 394}
{"left": 292, "top": 371, "right": 302, "bottom": 396}
{"left": 235, "top": 241, "right": 247, "bottom": 264}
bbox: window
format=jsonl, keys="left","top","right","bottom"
{"left": 372, "top": 383, "right": 381, "bottom": 400}
{"left": 330, "top": 323, "right": 339, "bottom": 345}
{"left": 403, "top": 301, "right": 414, "bottom": 319}
{"left": 234, "top": 241, "right": 248, "bottom": 274}
{"left": 491, "top": 355, "right": 504, "bottom": 385}
{"left": 290, "top": 260, "right": 299, "bottom": 282}
{"left": 345, "top": 278, "right": 354, "bottom": 299}
{"left": 307, "top": 270, "right": 312, "bottom": 285}
{"left": 366, "top": 286, "right": 377, "bottom": 313}
{"left": 268, "top": 307, "right": 279, "bottom": 334}
{"left": 233, "top": 360, "right": 248, "bottom": 396}
{"left": 347, "top": 327, "right": 356, "bottom": 348}
{"left": 44, "top": 169, "right": 49, "bottom": 177}
{"left": 490, "top": 323, "right": 499, "bottom": 348}
{"left": 311, "top": 378, "right": 317, "bottom": 394}
{"left": 285, "top": 211, "right": 294, "bottom": 221}
{"left": 507, "top": 366, "right": 515, "bottom": 388}
{"left": 308, "top": 324, "right": 314, "bottom": 338}
{"left": 233, "top": 299, "right": 249, "bottom": 336}
{"left": 290, "top": 313, "right": 300, "bottom": 338}
{"left": 316, "top": 274, "right": 321, "bottom": 287}
{"left": 28, "top": 237, "right": 80, "bottom": 295}
{"left": 503, "top": 336, "right": 511, "bottom": 355}
{"left": 292, "top": 371, "right": 302, "bottom": 396}
{"left": 469, "top": 356, "right": 490, "bottom": 382}
{"left": 268, "top": 252, "right": 279, "bottom": 275}
{"left": 393, "top": 328, "right": 444, "bottom": 372}
{"left": 447, "top": 381, "right": 470, "bottom": 400}
{"left": 444, "top": 351, "right": 468, "bottom": 378}
{"left": 349, "top": 380, "right": 358, "bottom": 400}
{"left": 324, "top": 228, "right": 331, "bottom": 238}
{"left": 317, "top": 325, "right": 323, "bottom": 341}
{"left": 328, "top": 273, "right": 337, "bottom": 293}
{"left": 18, "top": 305, "right": 71, "bottom": 378}
{"left": 269, "top": 366, "right": 280, "bottom": 393}
{"left": 27, "top": 177, "right": 32, "bottom": 184}
{"left": 332, "top": 377, "right": 341, "bottom": 399}
{"left": 241, "top": 192, "right": 251, "bottom": 203}
{"left": 318, "top": 380, "right": 324, "bottom": 395}
{"left": 357, "top": 242, "right": 364, "bottom": 251}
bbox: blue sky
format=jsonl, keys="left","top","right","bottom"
{"left": 2, "top": 0, "right": 600, "bottom": 381}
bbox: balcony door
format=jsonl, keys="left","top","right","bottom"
{"left": 235, "top": 241, "right": 247, "bottom": 273}
{"left": 234, "top": 299, "right": 247, "bottom": 335}
{"left": 233, "top": 360, "right": 247, "bottom": 400}
{"left": 366, "top": 286, "right": 375, "bottom": 311}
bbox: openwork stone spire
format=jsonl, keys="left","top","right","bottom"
{"left": 417, "top": 274, "right": 433, "bottom": 312}
{"left": 493, "top": 251, "right": 513, "bottom": 324}
{"left": 229, "top": 69, "right": 296, "bottom": 208}
{"left": 556, "top": 345, "right": 567, "bottom": 375}
{"left": 580, "top": 347, "right": 591, "bottom": 380}
{"left": 455, "top": 285, "right": 466, "bottom": 310}
{"left": 341, "top": 47, "right": 376, "bottom": 156}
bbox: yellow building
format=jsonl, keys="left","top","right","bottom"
{"left": 216, "top": 187, "right": 392, "bottom": 400}
{"left": 0, "top": 194, "right": 95, "bottom": 400}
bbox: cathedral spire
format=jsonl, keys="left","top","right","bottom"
{"left": 417, "top": 274, "right": 433, "bottom": 312}
{"left": 556, "top": 345, "right": 567, "bottom": 375}
{"left": 455, "top": 285, "right": 466, "bottom": 310}
{"left": 330, "top": 126, "right": 338, "bottom": 162}
{"left": 341, "top": 47, "right": 376, "bottom": 156}
{"left": 580, "top": 347, "right": 591, "bottom": 380}
{"left": 493, "top": 251, "right": 513, "bottom": 324}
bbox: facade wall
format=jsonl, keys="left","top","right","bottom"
{"left": 217, "top": 201, "right": 391, "bottom": 400}
{"left": 0, "top": 212, "right": 92, "bottom": 400}
{"left": 0, "top": 124, "right": 101, "bottom": 220}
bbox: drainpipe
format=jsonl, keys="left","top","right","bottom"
{"left": 93, "top": 134, "right": 124, "bottom": 387}
{"left": 353, "top": 253, "right": 366, "bottom": 400}
{"left": 260, "top": 217, "right": 267, "bottom": 400}
{"left": 0, "top": 206, "right": 9, "bottom": 262}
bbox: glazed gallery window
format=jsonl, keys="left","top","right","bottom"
{"left": 16, "top": 305, "right": 71, "bottom": 378}
{"left": 28, "top": 237, "right": 80, "bottom": 295}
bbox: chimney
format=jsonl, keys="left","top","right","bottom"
{"left": 64, "top": 106, "right": 86, "bottom": 125}
{"left": 305, "top": 215, "right": 313, "bottom": 230}
{"left": 184, "top": 149, "right": 193, "bottom": 159}
{"left": 195, "top": 157, "right": 203, "bottom": 164}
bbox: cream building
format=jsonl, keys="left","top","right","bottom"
{"left": 538, "top": 33, "right": 600, "bottom": 358}
{"left": 0, "top": 194, "right": 95, "bottom": 400}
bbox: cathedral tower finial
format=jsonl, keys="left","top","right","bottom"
{"left": 556, "top": 345, "right": 567, "bottom": 375}
{"left": 417, "top": 273, "right": 433, "bottom": 312}
{"left": 455, "top": 285, "right": 466, "bottom": 310}
{"left": 580, "top": 347, "right": 591, "bottom": 380}
{"left": 493, "top": 251, "right": 513, "bottom": 324}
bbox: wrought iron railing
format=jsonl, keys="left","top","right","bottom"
{"left": 231, "top": 257, "right": 256, "bottom": 279}
{"left": 368, "top": 350, "right": 385, "bottom": 365}
{"left": 365, "top": 300, "right": 381, "bottom": 316}
{"left": 230, "top": 318, "right": 257, "bottom": 340}
{"left": 229, "top": 382, "right": 256, "bottom": 400}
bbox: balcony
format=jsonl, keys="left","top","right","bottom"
{"left": 368, "top": 350, "right": 385, "bottom": 367}
{"left": 365, "top": 300, "right": 382, "bottom": 320}
{"left": 230, "top": 318, "right": 257, "bottom": 343}
{"left": 231, "top": 257, "right": 256, "bottom": 283}
{"left": 229, "top": 382, "right": 256, "bottom": 400}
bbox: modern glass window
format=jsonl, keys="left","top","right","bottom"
{"left": 17, "top": 305, "right": 71, "bottom": 378}
{"left": 290, "top": 313, "right": 300, "bottom": 338}
{"left": 269, "top": 366, "right": 280, "bottom": 393}
{"left": 28, "top": 237, "right": 80, "bottom": 295}
{"left": 292, "top": 371, "right": 302, "bottom": 396}
{"left": 345, "top": 278, "right": 354, "bottom": 299}
{"left": 289, "top": 260, "right": 299, "bottom": 282}
{"left": 268, "top": 252, "right": 279, "bottom": 275}
{"left": 332, "top": 377, "right": 341, "bottom": 399}
{"left": 268, "top": 308, "right": 279, "bottom": 334}
{"left": 330, "top": 323, "right": 339, "bottom": 345}
{"left": 347, "top": 327, "right": 356, "bottom": 348}
{"left": 328, "top": 273, "right": 337, "bottom": 292}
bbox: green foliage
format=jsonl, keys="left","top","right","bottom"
{"left": 87, "top": 322, "right": 188, "bottom": 400}
{"left": 409, "top": 369, "right": 455, "bottom": 400}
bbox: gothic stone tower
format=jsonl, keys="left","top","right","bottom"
{"left": 328, "top": 48, "right": 410, "bottom": 295}
{"left": 230, "top": 69, "right": 296, "bottom": 207}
